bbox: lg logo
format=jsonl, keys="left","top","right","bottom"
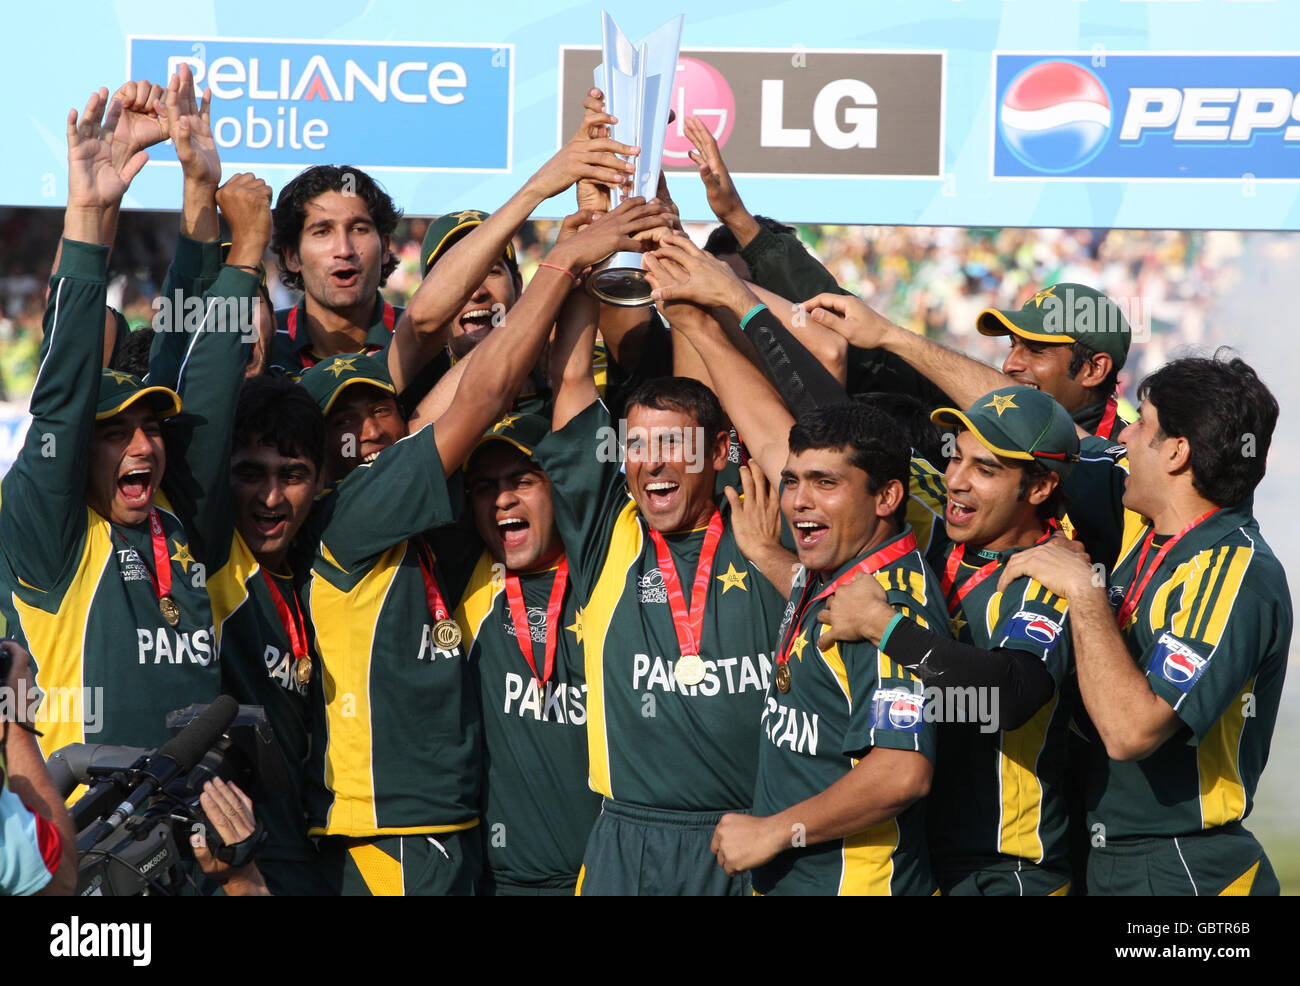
{"left": 761, "top": 79, "right": 878, "bottom": 149}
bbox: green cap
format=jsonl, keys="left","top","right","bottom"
{"left": 421, "top": 209, "right": 518, "bottom": 275}
{"left": 96, "top": 369, "right": 182, "bottom": 421}
{"left": 469, "top": 412, "right": 551, "bottom": 464}
{"left": 931, "top": 386, "right": 1079, "bottom": 477}
{"left": 976, "top": 282, "right": 1130, "bottom": 370}
{"left": 298, "top": 353, "right": 395, "bottom": 415}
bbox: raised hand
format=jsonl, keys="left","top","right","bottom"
{"left": 527, "top": 128, "right": 638, "bottom": 204}
{"left": 644, "top": 231, "right": 754, "bottom": 312}
{"left": 164, "top": 62, "right": 220, "bottom": 188}
{"left": 801, "top": 292, "right": 892, "bottom": 350}
{"left": 684, "top": 116, "right": 748, "bottom": 226}
{"left": 66, "top": 89, "right": 149, "bottom": 229}
{"left": 572, "top": 88, "right": 620, "bottom": 214}
{"left": 545, "top": 196, "right": 674, "bottom": 276}
{"left": 110, "top": 79, "right": 168, "bottom": 172}
{"left": 215, "top": 172, "right": 273, "bottom": 268}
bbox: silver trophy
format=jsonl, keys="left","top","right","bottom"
{"left": 585, "top": 11, "right": 684, "bottom": 307}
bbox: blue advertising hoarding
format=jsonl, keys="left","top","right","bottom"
{"left": 1, "top": 0, "right": 1298, "bottom": 230}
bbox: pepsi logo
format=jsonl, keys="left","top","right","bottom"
{"left": 999, "top": 61, "right": 1111, "bottom": 173}
{"left": 1025, "top": 618, "right": 1059, "bottom": 644}
{"left": 888, "top": 696, "right": 923, "bottom": 729}
{"left": 1162, "top": 651, "right": 1199, "bottom": 683}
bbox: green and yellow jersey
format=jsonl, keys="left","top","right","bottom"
{"left": 0, "top": 241, "right": 227, "bottom": 752}
{"left": 533, "top": 400, "right": 789, "bottom": 812}
{"left": 1089, "top": 506, "right": 1291, "bottom": 839}
{"left": 303, "top": 425, "right": 481, "bottom": 838}
{"left": 907, "top": 454, "right": 947, "bottom": 557}
{"left": 752, "top": 527, "right": 947, "bottom": 896}
{"left": 147, "top": 234, "right": 325, "bottom": 881}
{"left": 454, "top": 553, "right": 600, "bottom": 890}
{"left": 924, "top": 536, "right": 1074, "bottom": 878}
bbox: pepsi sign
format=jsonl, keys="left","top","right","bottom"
{"left": 870, "top": 687, "right": 925, "bottom": 735}
{"left": 993, "top": 54, "right": 1300, "bottom": 180}
{"left": 128, "top": 37, "right": 513, "bottom": 171}
{"left": 1151, "top": 632, "right": 1209, "bottom": 694}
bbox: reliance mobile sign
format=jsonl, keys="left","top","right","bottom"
{"left": 127, "top": 37, "right": 513, "bottom": 171}
{"left": 993, "top": 53, "right": 1300, "bottom": 180}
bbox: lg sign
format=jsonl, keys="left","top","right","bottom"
{"left": 561, "top": 48, "right": 943, "bottom": 178}
{"left": 994, "top": 53, "right": 1300, "bottom": 179}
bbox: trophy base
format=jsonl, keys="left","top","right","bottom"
{"left": 585, "top": 253, "right": 654, "bottom": 308}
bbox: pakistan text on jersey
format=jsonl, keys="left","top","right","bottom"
{"left": 632, "top": 653, "right": 773, "bottom": 695}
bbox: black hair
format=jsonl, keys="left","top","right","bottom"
{"left": 703, "top": 215, "right": 798, "bottom": 258}
{"left": 234, "top": 374, "right": 325, "bottom": 473}
{"left": 623, "top": 376, "right": 728, "bottom": 447}
{"left": 787, "top": 403, "right": 910, "bottom": 498}
{"left": 271, "top": 165, "right": 402, "bottom": 291}
{"left": 1067, "top": 340, "right": 1121, "bottom": 400}
{"left": 853, "top": 392, "right": 945, "bottom": 468}
{"left": 112, "top": 326, "right": 156, "bottom": 378}
{"left": 1138, "top": 353, "right": 1277, "bottom": 507}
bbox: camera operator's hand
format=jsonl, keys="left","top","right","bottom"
{"left": 192, "top": 778, "right": 272, "bottom": 895}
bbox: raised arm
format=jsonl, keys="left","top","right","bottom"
{"left": 644, "top": 234, "right": 794, "bottom": 486}
{"left": 431, "top": 198, "right": 672, "bottom": 474}
{"left": 386, "top": 117, "right": 640, "bottom": 394}
{"left": 805, "top": 292, "right": 1007, "bottom": 411}
{"left": 0, "top": 91, "right": 147, "bottom": 589}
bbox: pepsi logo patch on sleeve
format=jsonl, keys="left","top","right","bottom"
{"left": 870, "top": 687, "right": 925, "bottom": 735}
{"left": 1150, "top": 631, "right": 1209, "bottom": 694}
{"left": 1002, "top": 610, "right": 1064, "bottom": 652}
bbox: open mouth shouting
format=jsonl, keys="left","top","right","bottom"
{"left": 793, "top": 518, "right": 829, "bottom": 548}
{"left": 457, "top": 305, "right": 497, "bottom": 342}
{"left": 117, "top": 465, "right": 155, "bottom": 511}
{"left": 497, "top": 515, "right": 530, "bottom": 550}
{"left": 250, "top": 507, "right": 289, "bottom": 541}
{"left": 642, "top": 479, "right": 680, "bottom": 513}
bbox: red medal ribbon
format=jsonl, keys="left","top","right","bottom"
{"left": 648, "top": 511, "right": 725, "bottom": 660}
{"left": 146, "top": 508, "right": 173, "bottom": 604}
{"left": 503, "top": 558, "right": 569, "bottom": 687}
{"left": 261, "top": 569, "right": 308, "bottom": 659}
{"left": 415, "top": 541, "right": 451, "bottom": 623}
{"left": 941, "top": 523, "right": 1059, "bottom": 615}
{"left": 290, "top": 301, "right": 396, "bottom": 370}
{"left": 1095, "top": 396, "right": 1120, "bottom": 441}
{"left": 778, "top": 531, "right": 919, "bottom": 666}
{"left": 1116, "top": 509, "right": 1220, "bottom": 629}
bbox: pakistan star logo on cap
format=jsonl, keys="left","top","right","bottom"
{"left": 105, "top": 369, "right": 135, "bottom": 385}
{"left": 1031, "top": 285, "right": 1057, "bottom": 307}
{"left": 448, "top": 209, "right": 484, "bottom": 223}
{"left": 491, "top": 413, "right": 521, "bottom": 433}
{"left": 325, "top": 356, "right": 359, "bottom": 377}
{"left": 984, "top": 393, "right": 1019, "bottom": 416}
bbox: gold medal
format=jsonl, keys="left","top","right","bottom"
{"left": 674, "top": 654, "right": 705, "bottom": 687}
{"left": 775, "top": 662, "right": 791, "bottom": 693}
{"left": 295, "top": 655, "right": 313, "bottom": 686}
{"left": 434, "top": 618, "right": 462, "bottom": 650}
{"left": 159, "top": 595, "right": 180, "bottom": 628}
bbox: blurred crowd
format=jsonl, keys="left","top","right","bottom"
{"left": 0, "top": 205, "right": 1273, "bottom": 404}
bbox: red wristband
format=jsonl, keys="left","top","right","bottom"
{"left": 538, "top": 261, "right": 580, "bottom": 285}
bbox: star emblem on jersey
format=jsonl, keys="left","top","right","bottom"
{"left": 1031, "top": 285, "right": 1057, "bottom": 308}
{"left": 492, "top": 413, "right": 521, "bottom": 433}
{"left": 950, "top": 612, "right": 967, "bottom": 636}
{"left": 790, "top": 629, "right": 809, "bottom": 662}
{"left": 326, "top": 356, "right": 359, "bottom": 377}
{"left": 715, "top": 563, "right": 749, "bottom": 594}
{"left": 169, "top": 541, "right": 195, "bottom": 573}
{"left": 566, "top": 608, "right": 584, "bottom": 645}
{"left": 105, "top": 369, "right": 135, "bottom": 385}
{"left": 984, "top": 393, "right": 1019, "bottom": 416}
